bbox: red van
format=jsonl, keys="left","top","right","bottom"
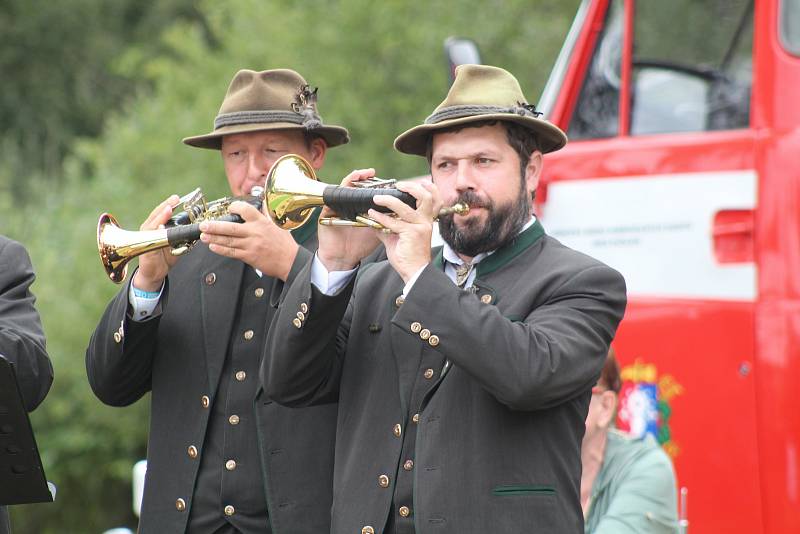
{"left": 526, "top": 0, "right": 800, "bottom": 531}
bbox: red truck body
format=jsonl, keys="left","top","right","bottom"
{"left": 535, "top": 0, "right": 800, "bottom": 531}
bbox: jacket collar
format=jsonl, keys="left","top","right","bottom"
{"left": 432, "top": 218, "right": 545, "bottom": 276}
{"left": 593, "top": 430, "right": 654, "bottom": 493}
{"left": 199, "top": 248, "right": 246, "bottom": 392}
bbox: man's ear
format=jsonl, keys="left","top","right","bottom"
{"left": 598, "top": 391, "right": 618, "bottom": 429}
{"left": 525, "top": 150, "right": 543, "bottom": 196}
{"left": 309, "top": 138, "right": 328, "bottom": 169}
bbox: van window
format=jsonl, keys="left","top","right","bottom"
{"left": 781, "top": 0, "right": 800, "bottom": 56}
{"left": 631, "top": 0, "right": 753, "bottom": 134}
{"left": 568, "top": 0, "right": 753, "bottom": 140}
{"left": 567, "top": 0, "right": 623, "bottom": 140}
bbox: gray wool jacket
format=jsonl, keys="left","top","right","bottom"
{"left": 86, "top": 217, "right": 338, "bottom": 534}
{"left": 265, "top": 221, "right": 627, "bottom": 534}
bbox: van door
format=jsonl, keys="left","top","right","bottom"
{"left": 538, "top": 0, "right": 761, "bottom": 532}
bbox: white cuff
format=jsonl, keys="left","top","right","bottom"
{"left": 310, "top": 254, "right": 357, "bottom": 295}
{"left": 402, "top": 264, "right": 428, "bottom": 297}
{"left": 129, "top": 283, "right": 165, "bottom": 322}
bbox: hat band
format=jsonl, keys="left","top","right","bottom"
{"left": 425, "top": 103, "right": 542, "bottom": 125}
{"left": 214, "top": 110, "right": 322, "bottom": 131}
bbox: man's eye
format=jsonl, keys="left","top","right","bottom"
{"left": 437, "top": 161, "right": 452, "bottom": 169}
{"left": 476, "top": 157, "right": 492, "bottom": 165}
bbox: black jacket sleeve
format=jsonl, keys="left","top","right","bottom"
{"left": 264, "top": 255, "right": 355, "bottom": 407}
{"left": 0, "top": 237, "right": 53, "bottom": 411}
{"left": 85, "top": 269, "right": 166, "bottom": 407}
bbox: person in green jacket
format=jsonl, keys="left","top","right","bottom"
{"left": 582, "top": 348, "right": 680, "bottom": 534}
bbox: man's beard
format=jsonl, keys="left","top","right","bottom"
{"left": 438, "top": 186, "right": 531, "bottom": 258}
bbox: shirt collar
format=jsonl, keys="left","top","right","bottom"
{"left": 441, "top": 215, "right": 536, "bottom": 267}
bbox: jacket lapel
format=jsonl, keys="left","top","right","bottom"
{"left": 389, "top": 322, "right": 423, "bottom": 416}
{"left": 199, "top": 249, "right": 246, "bottom": 394}
{"left": 386, "top": 268, "right": 428, "bottom": 416}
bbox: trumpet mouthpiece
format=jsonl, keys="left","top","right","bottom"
{"left": 439, "top": 202, "right": 470, "bottom": 217}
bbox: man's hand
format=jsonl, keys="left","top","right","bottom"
{"left": 199, "top": 201, "right": 299, "bottom": 281}
{"left": 368, "top": 181, "right": 442, "bottom": 283}
{"left": 132, "top": 195, "right": 182, "bottom": 292}
{"left": 316, "top": 169, "right": 382, "bottom": 272}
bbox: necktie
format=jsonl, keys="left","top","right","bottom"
{"left": 454, "top": 262, "right": 473, "bottom": 288}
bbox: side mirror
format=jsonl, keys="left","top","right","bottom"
{"left": 444, "top": 37, "right": 482, "bottom": 85}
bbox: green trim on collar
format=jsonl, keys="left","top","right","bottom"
{"left": 432, "top": 246, "right": 445, "bottom": 270}
{"left": 291, "top": 207, "right": 321, "bottom": 245}
{"left": 476, "top": 219, "right": 544, "bottom": 277}
{"left": 431, "top": 220, "right": 544, "bottom": 275}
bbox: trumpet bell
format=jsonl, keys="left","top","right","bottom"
{"left": 266, "top": 154, "right": 327, "bottom": 230}
{"left": 97, "top": 213, "right": 128, "bottom": 283}
{"left": 97, "top": 213, "right": 171, "bottom": 284}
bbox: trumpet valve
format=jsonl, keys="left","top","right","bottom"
{"left": 170, "top": 245, "right": 191, "bottom": 256}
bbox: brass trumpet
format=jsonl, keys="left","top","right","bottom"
{"left": 97, "top": 153, "right": 468, "bottom": 283}
{"left": 97, "top": 188, "right": 263, "bottom": 283}
{"left": 265, "top": 154, "right": 469, "bottom": 230}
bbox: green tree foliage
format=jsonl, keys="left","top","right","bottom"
{"left": 3, "top": 0, "right": 579, "bottom": 531}
{"left": 0, "top": 0, "right": 211, "bottom": 199}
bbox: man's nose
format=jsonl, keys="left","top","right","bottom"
{"left": 454, "top": 160, "right": 476, "bottom": 191}
{"left": 247, "top": 153, "right": 268, "bottom": 180}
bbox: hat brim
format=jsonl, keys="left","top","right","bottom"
{"left": 393, "top": 114, "right": 567, "bottom": 157}
{"left": 183, "top": 122, "right": 350, "bottom": 150}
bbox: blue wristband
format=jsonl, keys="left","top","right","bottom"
{"left": 132, "top": 286, "right": 161, "bottom": 299}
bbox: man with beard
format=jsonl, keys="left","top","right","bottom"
{"left": 262, "top": 65, "right": 628, "bottom": 534}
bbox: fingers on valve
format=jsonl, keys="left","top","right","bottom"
{"left": 342, "top": 168, "right": 376, "bottom": 187}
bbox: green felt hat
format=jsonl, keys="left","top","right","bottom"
{"left": 394, "top": 64, "right": 566, "bottom": 156}
{"left": 183, "top": 68, "right": 349, "bottom": 150}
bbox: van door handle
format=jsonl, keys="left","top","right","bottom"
{"left": 712, "top": 209, "right": 754, "bottom": 264}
